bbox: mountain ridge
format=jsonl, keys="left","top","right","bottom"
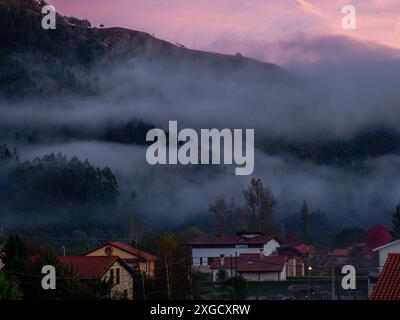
{"left": 0, "top": 0, "right": 289, "bottom": 98}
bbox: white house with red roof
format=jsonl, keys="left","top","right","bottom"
{"left": 210, "top": 253, "right": 287, "bottom": 281}
{"left": 373, "top": 239, "right": 400, "bottom": 272}
{"left": 189, "top": 233, "right": 281, "bottom": 271}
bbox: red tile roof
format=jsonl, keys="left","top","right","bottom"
{"left": 238, "top": 254, "right": 286, "bottom": 272}
{"left": 87, "top": 241, "right": 157, "bottom": 261}
{"left": 370, "top": 253, "right": 400, "bottom": 300}
{"left": 210, "top": 254, "right": 286, "bottom": 273}
{"left": 210, "top": 256, "right": 238, "bottom": 269}
{"left": 190, "top": 235, "right": 278, "bottom": 246}
{"left": 328, "top": 248, "right": 351, "bottom": 257}
{"left": 295, "top": 244, "right": 317, "bottom": 255}
{"left": 59, "top": 256, "right": 121, "bottom": 279}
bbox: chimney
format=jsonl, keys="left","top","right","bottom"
{"left": 220, "top": 254, "right": 225, "bottom": 267}
{"left": 259, "top": 249, "right": 264, "bottom": 260}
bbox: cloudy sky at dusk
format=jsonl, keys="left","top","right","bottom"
{"left": 49, "top": 0, "right": 400, "bottom": 63}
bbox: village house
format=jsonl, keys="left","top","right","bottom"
{"left": 190, "top": 233, "right": 281, "bottom": 271}
{"left": 85, "top": 241, "right": 157, "bottom": 278}
{"left": 294, "top": 244, "right": 317, "bottom": 257}
{"left": 327, "top": 243, "right": 371, "bottom": 270}
{"left": 274, "top": 245, "right": 306, "bottom": 277}
{"left": 210, "top": 252, "right": 287, "bottom": 282}
{"left": 370, "top": 253, "right": 400, "bottom": 300}
{"left": 373, "top": 239, "right": 400, "bottom": 272}
{"left": 59, "top": 256, "right": 134, "bottom": 300}
{"left": 328, "top": 248, "right": 351, "bottom": 265}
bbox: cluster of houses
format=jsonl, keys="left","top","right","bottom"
{"left": 1, "top": 233, "right": 400, "bottom": 300}
{"left": 189, "top": 232, "right": 400, "bottom": 300}
{"left": 0, "top": 241, "right": 157, "bottom": 300}
{"left": 189, "top": 233, "right": 314, "bottom": 282}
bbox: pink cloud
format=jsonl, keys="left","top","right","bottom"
{"left": 49, "top": 0, "right": 400, "bottom": 60}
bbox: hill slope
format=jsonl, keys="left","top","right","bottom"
{"left": 0, "top": 0, "right": 288, "bottom": 97}
{"left": 1, "top": 0, "right": 400, "bottom": 169}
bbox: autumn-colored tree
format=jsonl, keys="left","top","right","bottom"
{"left": 155, "top": 228, "right": 204, "bottom": 300}
{"left": 365, "top": 224, "right": 391, "bottom": 250}
{"left": 158, "top": 233, "right": 177, "bottom": 299}
{"left": 173, "top": 227, "right": 204, "bottom": 299}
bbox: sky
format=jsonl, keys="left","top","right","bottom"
{"left": 49, "top": 0, "right": 400, "bottom": 62}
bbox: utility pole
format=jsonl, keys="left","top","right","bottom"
{"left": 165, "top": 258, "right": 172, "bottom": 300}
{"left": 307, "top": 269, "right": 310, "bottom": 300}
{"left": 336, "top": 282, "right": 340, "bottom": 300}
{"left": 331, "top": 265, "right": 335, "bottom": 300}
{"left": 188, "top": 264, "right": 193, "bottom": 300}
{"left": 141, "top": 271, "right": 146, "bottom": 300}
{"left": 61, "top": 246, "right": 66, "bottom": 256}
{"left": 230, "top": 254, "right": 233, "bottom": 287}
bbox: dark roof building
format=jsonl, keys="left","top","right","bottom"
{"left": 210, "top": 254, "right": 286, "bottom": 273}
{"left": 190, "top": 234, "right": 279, "bottom": 247}
{"left": 59, "top": 256, "right": 129, "bottom": 279}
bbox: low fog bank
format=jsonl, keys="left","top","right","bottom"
{"left": 16, "top": 141, "right": 398, "bottom": 228}
{"left": 2, "top": 35, "right": 400, "bottom": 229}
{"left": 3, "top": 36, "right": 400, "bottom": 142}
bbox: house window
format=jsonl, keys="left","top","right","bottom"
{"left": 110, "top": 269, "right": 114, "bottom": 284}
{"left": 105, "top": 247, "right": 113, "bottom": 256}
{"left": 116, "top": 268, "right": 120, "bottom": 284}
{"left": 207, "top": 257, "right": 213, "bottom": 265}
{"left": 200, "top": 257, "right": 203, "bottom": 265}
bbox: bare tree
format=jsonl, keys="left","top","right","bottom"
{"left": 243, "top": 178, "right": 281, "bottom": 236}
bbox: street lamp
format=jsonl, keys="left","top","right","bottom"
{"left": 307, "top": 265, "right": 313, "bottom": 300}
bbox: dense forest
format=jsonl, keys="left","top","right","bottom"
{"left": 0, "top": 146, "right": 123, "bottom": 236}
